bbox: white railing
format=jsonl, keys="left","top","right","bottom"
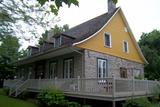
{"left": 4, "top": 77, "right": 159, "bottom": 98}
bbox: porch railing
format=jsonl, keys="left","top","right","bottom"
{"left": 4, "top": 77, "right": 159, "bottom": 98}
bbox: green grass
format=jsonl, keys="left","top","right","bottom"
{"left": 0, "top": 95, "right": 38, "bottom": 107}
{"left": 151, "top": 103, "right": 160, "bottom": 107}
{"left": 0, "top": 88, "right": 38, "bottom": 107}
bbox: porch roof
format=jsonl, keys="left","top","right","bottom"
{"left": 17, "top": 46, "right": 81, "bottom": 65}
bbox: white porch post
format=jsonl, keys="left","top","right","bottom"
{"left": 145, "top": 78, "right": 149, "bottom": 95}
{"left": 77, "top": 76, "right": 80, "bottom": 91}
{"left": 54, "top": 77, "right": 57, "bottom": 88}
{"left": 112, "top": 101, "right": 116, "bottom": 107}
{"left": 132, "top": 77, "right": 135, "bottom": 96}
{"left": 112, "top": 75, "right": 116, "bottom": 98}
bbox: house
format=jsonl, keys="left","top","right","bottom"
{"left": 4, "top": 0, "right": 158, "bottom": 107}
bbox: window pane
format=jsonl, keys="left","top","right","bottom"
{"left": 123, "top": 41, "right": 128, "bottom": 53}
{"left": 97, "top": 59, "right": 107, "bottom": 78}
{"left": 105, "top": 33, "right": 110, "bottom": 47}
{"left": 64, "top": 59, "right": 73, "bottom": 78}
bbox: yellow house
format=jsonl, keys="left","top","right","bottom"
{"left": 5, "top": 1, "right": 157, "bottom": 106}
{"left": 14, "top": 0, "right": 147, "bottom": 80}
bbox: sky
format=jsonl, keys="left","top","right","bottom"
{"left": 57, "top": 0, "right": 160, "bottom": 41}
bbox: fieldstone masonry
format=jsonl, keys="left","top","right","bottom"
{"left": 84, "top": 50, "right": 144, "bottom": 79}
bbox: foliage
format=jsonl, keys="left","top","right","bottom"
{"left": 37, "top": 87, "right": 89, "bottom": 107}
{"left": 38, "top": 24, "right": 69, "bottom": 45}
{"left": 82, "top": 105, "right": 91, "bottom": 107}
{"left": 0, "top": 94, "right": 38, "bottom": 107}
{"left": 37, "top": 87, "right": 65, "bottom": 107}
{"left": 139, "top": 30, "right": 160, "bottom": 80}
{"left": 0, "top": 0, "right": 77, "bottom": 41}
{"left": 3, "top": 88, "right": 10, "bottom": 96}
{"left": 123, "top": 98, "right": 151, "bottom": 107}
{"left": 37, "top": 0, "right": 79, "bottom": 12}
{"left": 18, "top": 91, "right": 30, "bottom": 100}
{"left": 0, "top": 36, "right": 22, "bottom": 80}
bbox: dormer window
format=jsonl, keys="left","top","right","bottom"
{"left": 54, "top": 36, "right": 61, "bottom": 48}
{"left": 104, "top": 33, "right": 111, "bottom": 48}
{"left": 27, "top": 48, "right": 32, "bottom": 56}
{"left": 123, "top": 41, "right": 129, "bottom": 53}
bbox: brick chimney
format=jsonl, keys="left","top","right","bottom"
{"left": 108, "top": 0, "right": 116, "bottom": 13}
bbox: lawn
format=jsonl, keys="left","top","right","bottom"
{"left": 0, "top": 89, "right": 38, "bottom": 107}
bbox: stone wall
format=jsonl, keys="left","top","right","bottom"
{"left": 84, "top": 50, "right": 144, "bottom": 79}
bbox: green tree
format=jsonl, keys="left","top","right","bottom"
{"left": 0, "top": 36, "right": 25, "bottom": 86}
{"left": 0, "top": 0, "right": 78, "bottom": 40}
{"left": 139, "top": 30, "right": 160, "bottom": 80}
{"left": 38, "top": 24, "right": 69, "bottom": 45}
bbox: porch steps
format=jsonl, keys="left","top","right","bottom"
{"left": 9, "top": 79, "right": 30, "bottom": 97}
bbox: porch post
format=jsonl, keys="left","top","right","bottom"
{"left": 54, "top": 77, "right": 57, "bottom": 88}
{"left": 145, "top": 78, "right": 148, "bottom": 95}
{"left": 112, "top": 75, "right": 115, "bottom": 98}
{"left": 132, "top": 77, "right": 135, "bottom": 96}
{"left": 112, "top": 101, "right": 116, "bottom": 107}
{"left": 77, "top": 76, "right": 80, "bottom": 91}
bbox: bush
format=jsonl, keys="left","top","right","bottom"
{"left": 18, "top": 91, "right": 30, "bottom": 100}
{"left": 67, "top": 101, "right": 81, "bottom": 107}
{"left": 37, "top": 87, "right": 91, "bottom": 107}
{"left": 123, "top": 98, "right": 151, "bottom": 107}
{"left": 3, "top": 88, "right": 9, "bottom": 95}
{"left": 37, "top": 87, "right": 65, "bottom": 107}
{"left": 82, "top": 105, "right": 91, "bottom": 107}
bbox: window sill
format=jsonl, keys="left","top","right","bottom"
{"left": 104, "top": 45, "right": 112, "bottom": 48}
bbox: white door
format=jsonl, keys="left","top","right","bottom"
{"left": 64, "top": 59, "right": 73, "bottom": 78}
{"left": 49, "top": 62, "right": 57, "bottom": 79}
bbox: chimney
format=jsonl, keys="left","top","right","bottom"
{"left": 108, "top": 0, "right": 116, "bottom": 14}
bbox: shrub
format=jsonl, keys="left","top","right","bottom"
{"left": 37, "top": 87, "right": 65, "bottom": 107}
{"left": 3, "top": 88, "right": 9, "bottom": 95}
{"left": 67, "top": 101, "right": 81, "bottom": 107}
{"left": 123, "top": 98, "right": 151, "bottom": 107}
{"left": 37, "top": 87, "right": 91, "bottom": 107}
{"left": 82, "top": 105, "right": 91, "bottom": 107}
{"left": 18, "top": 91, "right": 30, "bottom": 100}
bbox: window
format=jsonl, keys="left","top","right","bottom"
{"left": 54, "top": 36, "right": 61, "bottom": 48}
{"left": 133, "top": 69, "right": 141, "bottom": 78}
{"left": 120, "top": 67, "right": 127, "bottom": 78}
{"left": 97, "top": 59, "right": 108, "bottom": 78}
{"left": 123, "top": 41, "right": 129, "bottom": 53}
{"left": 49, "top": 62, "right": 57, "bottom": 79}
{"left": 104, "top": 33, "right": 111, "bottom": 47}
{"left": 63, "top": 58, "right": 74, "bottom": 78}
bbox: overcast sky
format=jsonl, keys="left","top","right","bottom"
{"left": 58, "top": 0, "right": 160, "bottom": 41}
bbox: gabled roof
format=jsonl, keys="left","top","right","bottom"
{"left": 62, "top": 8, "right": 119, "bottom": 43}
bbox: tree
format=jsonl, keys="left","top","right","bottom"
{"left": 139, "top": 30, "right": 160, "bottom": 80}
{"left": 38, "top": 24, "right": 69, "bottom": 45}
{"left": 0, "top": 35, "right": 25, "bottom": 87}
{"left": 0, "top": 0, "right": 78, "bottom": 41}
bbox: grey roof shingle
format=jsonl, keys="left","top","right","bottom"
{"left": 62, "top": 8, "right": 118, "bottom": 43}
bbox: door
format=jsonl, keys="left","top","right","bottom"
{"left": 49, "top": 62, "right": 57, "bottom": 79}
{"left": 63, "top": 58, "right": 74, "bottom": 78}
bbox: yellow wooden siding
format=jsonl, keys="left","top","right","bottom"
{"left": 74, "top": 11, "right": 145, "bottom": 64}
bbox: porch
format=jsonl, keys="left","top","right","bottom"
{"left": 4, "top": 77, "right": 159, "bottom": 101}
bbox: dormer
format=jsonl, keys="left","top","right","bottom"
{"left": 40, "top": 41, "right": 54, "bottom": 51}
{"left": 27, "top": 46, "right": 39, "bottom": 56}
{"left": 53, "top": 34, "right": 74, "bottom": 48}
{"left": 53, "top": 34, "right": 61, "bottom": 48}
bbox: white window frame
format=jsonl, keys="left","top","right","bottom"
{"left": 97, "top": 58, "right": 108, "bottom": 79}
{"left": 63, "top": 58, "right": 73, "bottom": 78}
{"left": 49, "top": 62, "right": 57, "bottom": 79}
{"left": 104, "top": 32, "right": 112, "bottom": 48}
{"left": 123, "top": 40, "right": 129, "bottom": 53}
